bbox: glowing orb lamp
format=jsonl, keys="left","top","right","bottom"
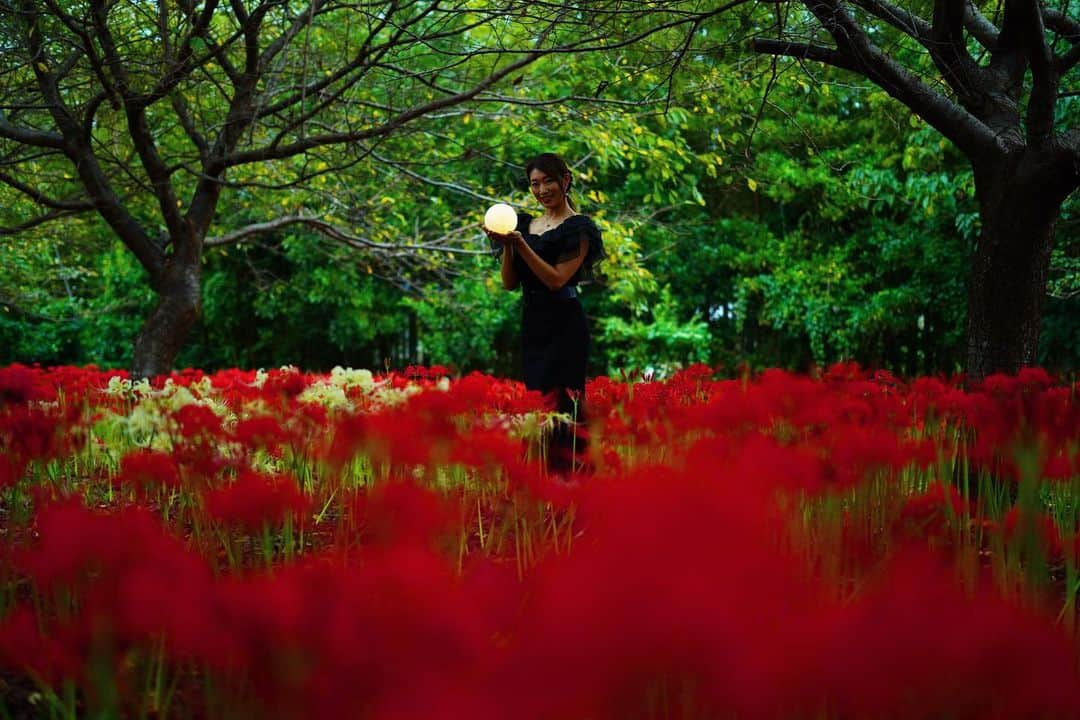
{"left": 484, "top": 203, "right": 517, "bottom": 234}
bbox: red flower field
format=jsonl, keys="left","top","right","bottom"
{"left": 0, "top": 362, "right": 1078, "bottom": 718}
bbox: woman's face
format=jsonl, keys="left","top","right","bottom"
{"left": 529, "top": 168, "right": 568, "bottom": 209}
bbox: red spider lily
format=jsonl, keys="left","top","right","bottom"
{"left": 0, "top": 364, "right": 54, "bottom": 404}
{"left": 232, "top": 415, "right": 292, "bottom": 451}
{"left": 0, "top": 606, "right": 83, "bottom": 685}
{"left": 583, "top": 375, "right": 627, "bottom": 420}
{"left": 443, "top": 371, "right": 545, "bottom": 416}
{"left": 17, "top": 499, "right": 191, "bottom": 593}
{"left": 350, "top": 479, "right": 461, "bottom": 549}
{"left": 0, "top": 454, "right": 27, "bottom": 489}
{"left": 109, "top": 553, "right": 222, "bottom": 661}
{"left": 0, "top": 403, "right": 80, "bottom": 464}
{"left": 823, "top": 360, "right": 865, "bottom": 381}
{"left": 893, "top": 483, "right": 972, "bottom": 545}
{"left": 1043, "top": 448, "right": 1079, "bottom": 481}
{"left": 1001, "top": 506, "right": 1065, "bottom": 561}
{"left": 209, "top": 547, "right": 490, "bottom": 719}
{"left": 816, "top": 548, "right": 1080, "bottom": 719}
{"left": 817, "top": 423, "right": 913, "bottom": 490}
{"left": 203, "top": 469, "right": 312, "bottom": 533}
{"left": 494, "top": 463, "right": 824, "bottom": 719}
{"left": 403, "top": 364, "right": 452, "bottom": 380}
{"left": 1, "top": 363, "right": 1078, "bottom": 718}
{"left": 449, "top": 426, "right": 526, "bottom": 474}
{"left": 169, "top": 441, "right": 228, "bottom": 485}
{"left": 319, "top": 412, "right": 369, "bottom": 472}
{"left": 116, "top": 449, "right": 181, "bottom": 493}
{"left": 978, "top": 368, "right": 1056, "bottom": 397}
{"left": 365, "top": 409, "right": 446, "bottom": 467}
{"left": 260, "top": 368, "right": 309, "bottom": 400}
{"left": 172, "top": 403, "right": 224, "bottom": 439}
{"left": 694, "top": 431, "right": 826, "bottom": 496}
{"left": 1031, "top": 386, "right": 1080, "bottom": 449}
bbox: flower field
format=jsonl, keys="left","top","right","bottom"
{"left": 1, "top": 362, "right": 1079, "bottom": 719}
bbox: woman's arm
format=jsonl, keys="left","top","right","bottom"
{"left": 500, "top": 242, "right": 519, "bottom": 290}
{"left": 485, "top": 226, "right": 520, "bottom": 290}
{"left": 507, "top": 232, "right": 588, "bottom": 291}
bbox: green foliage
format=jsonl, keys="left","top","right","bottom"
{"left": 0, "top": 4, "right": 1075, "bottom": 375}
{"left": 1040, "top": 198, "right": 1079, "bottom": 374}
{"left": 0, "top": 224, "right": 151, "bottom": 368}
{"left": 712, "top": 75, "right": 973, "bottom": 374}
{"left": 179, "top": 236, "right": 416, "bottom": 371}
{"left": 402, "top": 265, "right": 519, "bottom": 376}
{"left": 597, "top": 286, "right": 710, "bottom": 375}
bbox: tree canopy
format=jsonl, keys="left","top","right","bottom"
{"left": 1, "top": 0, "right": 1076, "bottom": 378}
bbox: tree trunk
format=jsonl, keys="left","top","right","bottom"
{"left": 965, "top": 152, "right": 1064, "bottom": 383}
{"left": 131, "top": 251, "right": 202, "bottom": 380}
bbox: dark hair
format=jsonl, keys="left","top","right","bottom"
{"left": 525, "top": 152, "right": 576, "bottom": 210}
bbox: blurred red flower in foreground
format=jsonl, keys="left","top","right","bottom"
{"left": 0, "top": 363, "right": 1076, "bottom": 719}
{"left": 203, "top": 469, "right": 312, "bottom": 532}
{"left": 117, "top": 449, "right": 181, "bottom": 493}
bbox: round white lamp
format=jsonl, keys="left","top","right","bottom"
{"left": 484, "top": 203, "right": 517, "bottom": 234}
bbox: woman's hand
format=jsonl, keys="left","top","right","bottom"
{"left": 484, "top": 227, "right": 524, "bottom": 249}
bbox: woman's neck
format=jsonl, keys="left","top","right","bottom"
{"left": 543, "top": 202, "right": 574, "bottom": 219}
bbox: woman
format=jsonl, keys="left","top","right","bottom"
{"left": 485, "top": 153, "right": 604, "bottom": 474}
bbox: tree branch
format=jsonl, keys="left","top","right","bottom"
{"left": 224, "top": 50, "right": 547, "bottom": 167}
{"left": 1018, "top": 0, "right": 1058, "bottom": 141}
{"left": 170, "top": 91, "right": 211, "bottom": 162}
{"left": 20, "top": 0, "right": 81, "bottom": 140}
{"left": 88, "top": 0, "right": 188, "bottom": 243}
{"left": 848, "top": 0, "right": 935, "bottom": 48}
{"left": 928, "top": 0, "right": 987, "bottom": 104}
{"left": 12, "top": 0, "right": 162, "bottom": 274}
{"left": 1058, "top": 43, "right": 1080, "bottom": 73}
{"left": 750, "top": 39, "right": 861, "bottom": 73}
{"left": 0, "top": 172, "right": 94, "bottom": 210}
{"left": 204, "top": 214, "right": 490, "bottom": 257}
{"left": 39, "top": 0, "right": 121, "bottom": 105}
{"left": 0, "top": 112, "right": 65, "bottom": 148}
{"left": 0, "top": 208, "right": 88, "bottom": 235}
{"left": 1042, "top": 7, "right": 1080, "bottom": 42}
{"left": 143, "top": 0, "right": 221, "bottom": 106}
{"left": 764, "top": 0, "right": 999, "bottom": 157}
{"left": 367, "top": 150, "right": 513, "bottom": 204}
{"left": 963, "top": 0, "right": 1000, "bottom": 49}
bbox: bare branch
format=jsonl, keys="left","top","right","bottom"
{"left": 255, "top": 3, "right": 429, "bottom": 121}
{"left": 931, "top": 0, "right": 984, "bottom": 101}
{"left": 849, "top": 0, "right": 935, "bottom": 47}
{"left": 9, "top": 0, "right": 163, "bottom": 273}
{"left": 368, "top": 150, "right": 512, "bottom": 204}
{"left": 1042, "top": 7, "right": 1080, "bottom": 42}
{"left": 793, "top": 0, "right": 999, "bottom": 156}
{"left": 750, "top": 39, "right": 861, "bottom": 72}
{"left": 0, "top": 111, "right": 65, "bottom": 148}
{"left": 0, "top": 207, "right": 87, "bottom": 235}
{"left": 1058, "top": 43, "right": 1080, "bottom": 73}
{"left": 963, "top": 0, "right": 1000, "bottom": 48}
{"left": 205, "top": 214, "right": 490, "bottom": 257}
{"left": 0, "top": 172, "right": 94, "bottom": 210}
{"left": 170, "top": 91, "right": 210, "bottom": 162}
{"left": 1017, "top": 0, "right": 1058, "bottom": 141}
{"left": 224, "top": 50, "right": 546, "bottom": 167}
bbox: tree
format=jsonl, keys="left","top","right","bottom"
{"left": 749, "top": 0, "right": 1079, "bottom": 380}
{"left": 0, "top": 0, "right": 719, "bottom": 378}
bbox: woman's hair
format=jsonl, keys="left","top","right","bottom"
{"left": 525, "top": 153, "right": 575, "bottom": 209}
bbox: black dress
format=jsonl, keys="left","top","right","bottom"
{"left": 511, "top": 213, "right": 604, "bottom": 398}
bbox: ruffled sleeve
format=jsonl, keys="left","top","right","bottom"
{"left": 555, "top": 215, "right": 605, "bottom": 284}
